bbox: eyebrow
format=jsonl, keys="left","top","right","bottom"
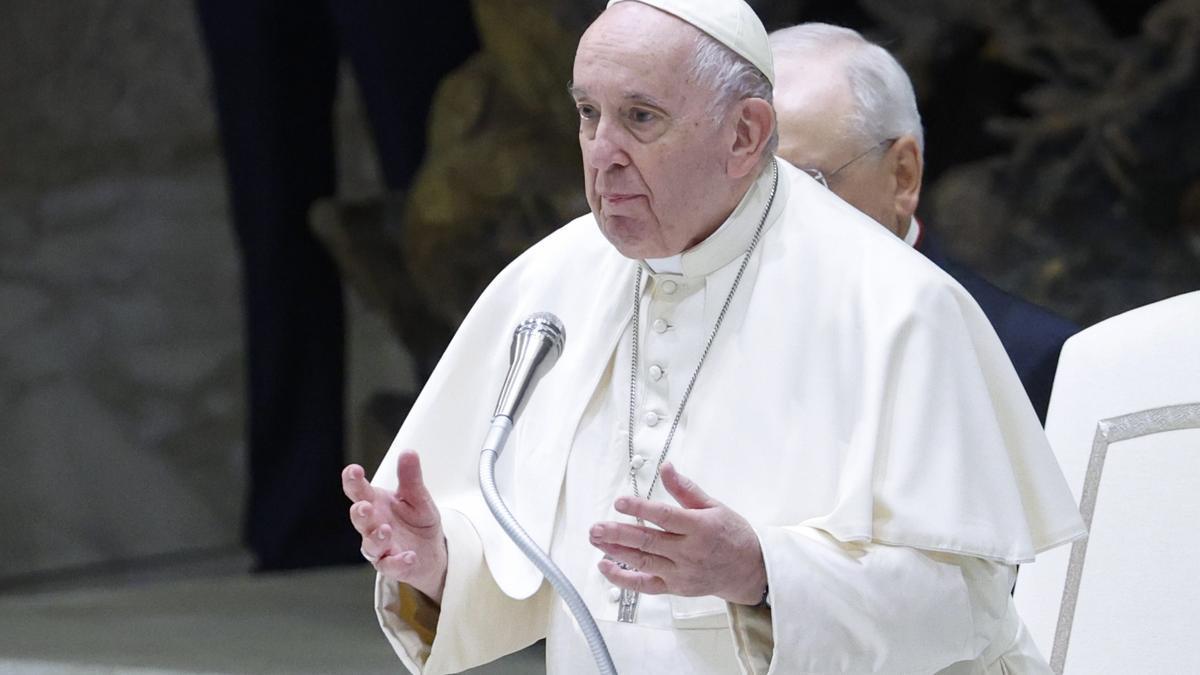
{"left": 624, "top": 91, "right": 667, "bottom": 108}
{"left": 567, "top": 83, "right": 667, "bottom": 109}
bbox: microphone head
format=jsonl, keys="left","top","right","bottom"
{"left": 511, "top": 312, "right": 566, "bottom": 363}
{"left": 494, "top": 312, "right": 566, "bottom": 420}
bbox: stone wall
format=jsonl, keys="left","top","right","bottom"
{"left": 0, "top": 0, "right": 241, "bottom": 581}
{"left": 0, "top": 0, "right": 408, "bottom": 583}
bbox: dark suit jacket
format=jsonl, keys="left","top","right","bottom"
{"left": 917, "top": 230, "right": 1078, "bottom": 424}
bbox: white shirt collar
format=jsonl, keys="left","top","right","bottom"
{"left": 643, "top": 253, "right": 684, "bottom": 275}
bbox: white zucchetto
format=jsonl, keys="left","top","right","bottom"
{"left": 606, "top": 0, "right": 775, "bottom": 85}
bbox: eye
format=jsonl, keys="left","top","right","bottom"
{"left": 629, "top": 108, "right": 657, "bottom": 125}
{"left": 577, "top": 103, "right": 598, "bottom": 120}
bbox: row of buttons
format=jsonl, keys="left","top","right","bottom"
{"left": 641, "top": 282, "right": 671, "bottom": 481}
{"left": 607, "top": 275, "right": 680, "bottom": 610}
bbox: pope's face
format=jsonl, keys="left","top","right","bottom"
{"left": 572, "top": 4, "right": 734, "bottom": 259}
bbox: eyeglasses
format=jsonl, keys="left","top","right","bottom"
{"left": 801, "top": 137, "right": 897, "bottom": 188}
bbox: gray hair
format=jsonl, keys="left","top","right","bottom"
{"left": 769, "top": 23, "right": 924, "bottom": 153}
{"left": 688, "top": 31, "right": 780, "bottom": 161}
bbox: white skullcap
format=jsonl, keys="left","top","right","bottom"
{"left": 606, "top": 0, "right": 775, "bottom": 85}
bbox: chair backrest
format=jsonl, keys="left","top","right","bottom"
{"left": 1013, "top": 290, "right": 1200, "bottom": 674}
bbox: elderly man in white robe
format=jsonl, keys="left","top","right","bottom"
{"left": 340, "top": 0, "right": 1086, "bottom": 673}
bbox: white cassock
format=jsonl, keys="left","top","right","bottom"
{"left": 369, "top": 160, "right": 1086, "bottom": 674}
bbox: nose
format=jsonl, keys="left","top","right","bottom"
{"left": 583, "top": 116, "right": 631, "bottom": 172}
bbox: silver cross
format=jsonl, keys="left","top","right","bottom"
{"left": 616, "top": 563, "right": 640, "bottom": 623}
{"left": 617, "top": 587, "right": 639, "bottom": 623}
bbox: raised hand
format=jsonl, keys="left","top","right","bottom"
{"left": 589, "top": 462, "right": 768, "bottom": 606}
{"left": 342, "top": 450, "right": 448, "bottom": 604}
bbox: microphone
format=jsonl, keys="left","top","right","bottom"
{"left": 482, "top": 312, "right": 566, "bottom": 456}
{"left": 494, "top": 312, "right": 566, "bottom": 422}
{"left": 476, "top": 312, "right": 616, "bottom": 674}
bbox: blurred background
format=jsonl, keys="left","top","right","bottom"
{"left": 0, "top": 0, "right": 1196, "bottom": 672}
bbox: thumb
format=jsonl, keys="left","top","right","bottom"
{"left": 661, "top": 463, "right": 718, "bottom": 510}
{"left": 395, "top": 450, "right": 438, "bottom": 525}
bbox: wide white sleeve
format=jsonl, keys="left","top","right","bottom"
{"left": 374, "top": 508, "right": 552, "bottom": 675}
{"left": 728, "top": 524, "right": 1021, "bottom": 674}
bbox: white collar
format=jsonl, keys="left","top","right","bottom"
{"left": 643, "top": 253, "right": 684, "bottom": 275}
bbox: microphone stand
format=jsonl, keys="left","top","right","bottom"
{"left": 478, "top": 313, "right": 618, "bottom": 675}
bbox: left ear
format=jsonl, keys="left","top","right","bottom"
{"left": 888, "top": 135, "right": 923, "bottom": 222}
{"left": 727, "top": 98, "right": 775, "bottom": 179}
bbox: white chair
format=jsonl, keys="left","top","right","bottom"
{"left": 1014, "top": 290, "right": 1200, "bottom": 674}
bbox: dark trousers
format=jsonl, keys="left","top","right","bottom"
{"left": 195, "top": 0, "right": 476, "bottom": 569}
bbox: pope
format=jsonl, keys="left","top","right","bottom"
{"left": 341, "top": 0, "right": 1086, "bottom": 672}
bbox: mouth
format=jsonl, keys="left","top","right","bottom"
{"left": 601, "top": 193, "right": 641, "bottom": 204}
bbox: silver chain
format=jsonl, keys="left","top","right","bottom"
{"left": 626, "top": 159, "right": 779, "bottom": 501}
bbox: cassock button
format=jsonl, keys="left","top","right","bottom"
{"left": 661, "top": 280, "right": 678, "bottom": 294}
{"left": 643, "top": 411, "right": 659, "bottom": 427}
{"left": 648, "top": 364, "right": 664, "bottom": 381}
{"left": 631, "top": 455, "right": 646, "bottom": 470}
{"left": 609, "top": 587, "right": 622, "bottom": 603}
{"left": 652, "top": 318, "right": 668, "bottom": 334}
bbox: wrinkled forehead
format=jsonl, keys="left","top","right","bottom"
{"left": 574, "top": 3, "right": 700, "bottom": 90}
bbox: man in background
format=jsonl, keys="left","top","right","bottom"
{"left": 195, "top": 1, "right": 477, "bottom": 570}
{"left": 770, "top": 23, "right": 1078, "bottom": 422}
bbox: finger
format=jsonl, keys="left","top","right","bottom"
{"left": 350, "top": 503, "right": 395, "bottom": 555}
{"left": 356, "top": 515, "right": 395, "bottom": 559}
{"left": 348, "top": 500, "right": 379, "bottom": 536}
{"left": 614, "top": 497, "right": 696, "bottom": 534}
{"left": 597, "top": 558, "right": 668, "bottom": 595}
{"left": 360, "top": 533, "right": 393, "bottom": 560}
{"left": 374, "top": 550, "right": 419, "bottom": 579}
{"left": 394, "top": 451, "right": 438, "bottom": 526}
{"left": 590, "top": 522, "right": 681, "bottom": 557}
{"left": 342, "top": 464, "right": 374, "bottom": 503}
{"left": 591, "top": 542, "right": 675, "bottom": 576}
{"left": 661, "top": 463, "right": 718, "bottom": 510}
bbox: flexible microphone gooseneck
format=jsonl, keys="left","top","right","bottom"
{"left": 478, "top": 312, "right": 618, "bottom": 675}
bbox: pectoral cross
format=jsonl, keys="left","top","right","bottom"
{"left": 616, "top": 562, "right": 639, "bottom": 623}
